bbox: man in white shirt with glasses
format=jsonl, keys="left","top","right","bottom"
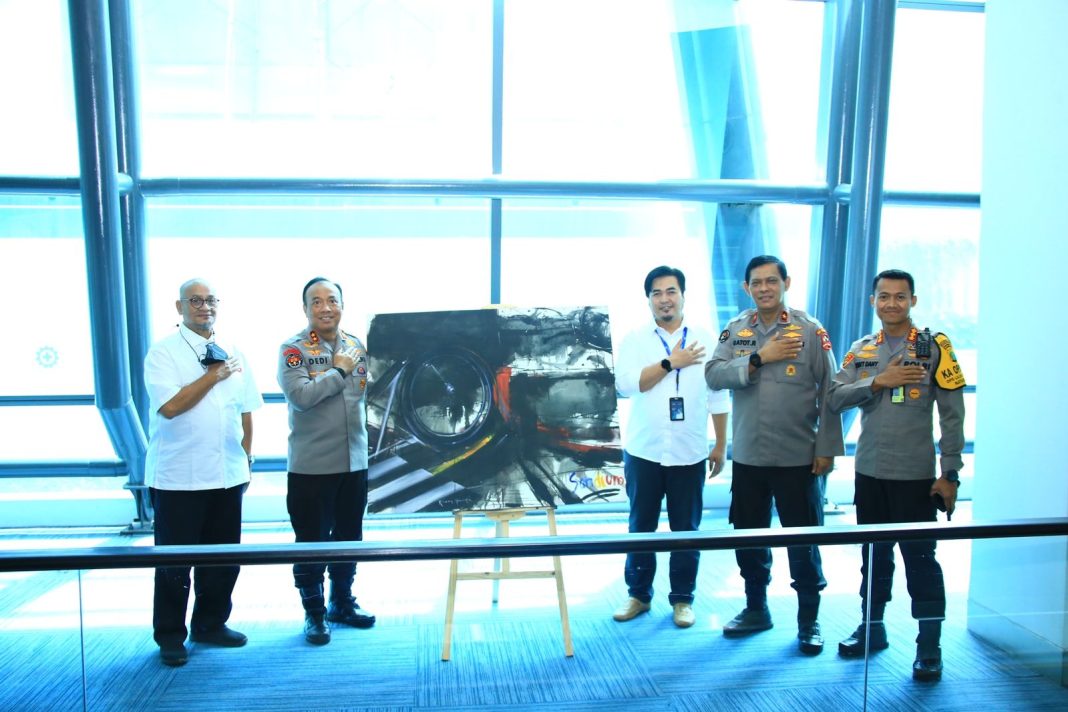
{"left": 144, "top": 278, "right": 263, "bottom": 667}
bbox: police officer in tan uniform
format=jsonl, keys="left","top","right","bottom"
{"left": 278, "top": 277, "right": 375, "bottom": 645}
{"left": 706, "top": 255, "right": 844, "bottom": 655}
{"left": 828, "top": 269, "right": 965, "bottom": 682}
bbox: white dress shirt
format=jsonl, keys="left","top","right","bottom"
{"left": 145, "top": 325, "right": 264, "bottom": 490}
{"left": 615, "top": 319, "right": 730, "bottom": 466}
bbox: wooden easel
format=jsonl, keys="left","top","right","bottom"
{"left": 441, "top": 506, "right": 573, "bottom": 661}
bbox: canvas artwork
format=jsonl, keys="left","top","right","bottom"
{"left": 365, "top": 307, "right": 624, "bottom": 513}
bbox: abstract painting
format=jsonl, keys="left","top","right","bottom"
{"left": 365, "top": 307, "right": 624, "bottom": 513}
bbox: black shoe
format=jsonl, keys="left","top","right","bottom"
{"left": 304, "top": 612, "right": 331, "bottom": 645}
{"left": 913, "top": 646, "right": 943, "bottom": 681}
{"left": 159, "top": 641, "right": 188, "bottom": 667}
{"left": 723, "top": 606, "right": 773, "bottom": 637}
{"left": 327, "top": 601, "right": 376, "bottom": 629}
{"left": 798, "top": 622, "right": 824, "bottom": 655}
{"left": 190, "top": 625, "right": 248, "bottom": 648}
{"left": 838, "top": 622, "right": 889, "bottom": 658}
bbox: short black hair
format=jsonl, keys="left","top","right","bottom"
{"left": 302, "top": 277, "right": 343, "bottom": 306}
{"left": 872, "top": 269, "right": 915, "bottom": 295}
{"left": 744, "top": 255, "right": 788, "bottom": 283}
{"left": 644, "top": 266, "right": 686, "bottom": 296}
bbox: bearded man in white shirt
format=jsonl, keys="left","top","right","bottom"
{"left": 144, "top": 278, "right": 263, "bottom": 667}
{"left": 611, "top": 266, "right": 730, "bottom": 628}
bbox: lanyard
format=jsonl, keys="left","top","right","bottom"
{"left": 655, "top": 326, "right": 687, "bottom": 392}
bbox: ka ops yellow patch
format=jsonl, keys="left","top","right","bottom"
{"left": 933, "top": 333, "right": 966, "bottom": 390}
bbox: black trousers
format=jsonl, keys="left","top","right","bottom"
{"left": 287, "top": 470, "right": 368, "bottom": 594}
{"left": 151, "top": 485, "right": 244, "bottom": 646}
{"left": 622, "top": 453, "right": 705, "bottom": 605}
{"left": 854, "top": 472, "right": 946, "bottom": 621}
{"left": 730, "top": 462, "right": 827, "bottom": 596}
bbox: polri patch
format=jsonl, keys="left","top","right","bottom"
{"left": 284, "top": 347, "right": 303, "bottom": 369}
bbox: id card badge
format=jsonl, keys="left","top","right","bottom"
{"left": 669, "top": 397, "right": 685, "bottom": 421}
{"left": 891, "top": 386, "right": 905, "bottom": 404}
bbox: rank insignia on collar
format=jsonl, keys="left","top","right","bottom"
{"left": 309, "top": 331, "right": 320, "bottom": 344}
{"left": 738, "top": 328, "right": 754, "bottom": 338}
{"left": 875, "top": 331, "right": 885, "bottom": 345}
{"left": 284, "top": 347, "right": 303, "bottom": 369}
{"left": 748, "top": 313, "right": 759, "bottom": 326}
{"left": 719, "top": 329, "right": 731, "bottom": 343}
{"left": 779, "top": 310, "right": 790, "bottom": 324}
{"left": 907, "top": 327, "right": 918, "bottom": 343}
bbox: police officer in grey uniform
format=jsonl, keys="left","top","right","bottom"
{"left": 706, "top": 255, "right": 843, "bottom": 655}
{"left": 278, "top": 277, "right": 375, "bottom": 645}
{"left": 828, "top": 269, "right": 965, "bottom": 682}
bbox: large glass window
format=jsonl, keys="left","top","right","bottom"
{"left": 134, "top": 0, "right": 492, "bottom": 177}
{"left": 502, "top": 0, "right": 825, "bottom": 181}
{"left": 0, "top": 0, "right": 78, "bottom": 177}
{"left": 885, "top": 8, "right": 985, "bottom": 193}
{"left": 0, "top": 196, "right": 94, "bottom": 396}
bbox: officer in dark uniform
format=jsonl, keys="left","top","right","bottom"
{"left": 706, "top": 255, "right": 844, "bottom": 655}
{"left": 828, "top": 269, "right": 965, "bottom": 681}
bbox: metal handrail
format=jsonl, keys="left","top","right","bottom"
{"left": 2, "top": 518, "right": 1064, "bottom": 574}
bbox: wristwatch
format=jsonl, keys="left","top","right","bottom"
{"left": 661, "top": 358, "right": 672, "bottom": 372}
{"left": 941, "top": 470, "right": 960, "bottom": 486}
{"left": 749, "top": 352, "right": 763, "bottom": 369}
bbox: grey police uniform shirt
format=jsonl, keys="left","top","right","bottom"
{"left": 278, "top": 327, "right": 369, "bottom": 475}
{"left": 828, "top": 326, "right": 965, "bottom": 481}
{"left": 705, "top": 307, "right": 844, "bottom": 467}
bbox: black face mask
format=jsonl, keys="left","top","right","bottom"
{"left": 201, "top": 342, "right": 230, "bottom": 366}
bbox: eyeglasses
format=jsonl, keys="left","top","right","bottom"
{"left": 182, "top": 296, "right": 219, "bottom": 309}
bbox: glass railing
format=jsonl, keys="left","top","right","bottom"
{"left": 1, "top": 514, "right": 1066, "bottom": 711}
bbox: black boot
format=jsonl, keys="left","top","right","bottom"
{"left": 326, "top": 579, "right": 376, "bottom": 629}
{"left": 797, "top": 592, "right": 824, "bottom": 655}
{"left": 299, "top": 584, "right": 330, "bottom": 645}
{"left": 723, "top": 585, "right": 772, "bottom": 638}
{"left": 913, "top": 620, "right": 943, "bottom": 681}
{"left": 839, "top": 601, "right": 889, "bottom": 657}
{"left": 838, "top": 622, "right": 889, "bottom": 657}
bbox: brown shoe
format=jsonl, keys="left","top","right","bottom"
{"left": 612, "top": 597, "right": 651, "bottom": 622}
{"left": 672, "top": 602, "right": 696, "bottom": 628}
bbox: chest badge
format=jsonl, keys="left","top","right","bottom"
{"left": 284, "top": 347, "right": 303, "bottom": 369}
{"left": 785, "top": 364, "right": 797, "bottom": 377}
